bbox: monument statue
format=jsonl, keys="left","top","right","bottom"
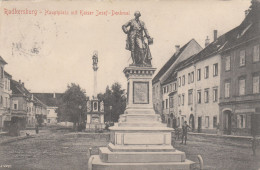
{"left": 122, "top": 11, "right": 153, "bottom": 67}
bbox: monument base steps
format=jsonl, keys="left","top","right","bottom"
{"left": 91, "top": 155, "right": 194, "bottom": 170}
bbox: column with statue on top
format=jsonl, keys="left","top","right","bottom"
{"left": 85, "top": 51, "right": 105, "bottom": 131}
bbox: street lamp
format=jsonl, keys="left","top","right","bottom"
{"left": 109, "top": 106, "right": 112, "bottom": 123}
{"left": 79, "top": 105, "right": 82, "bottom": 125}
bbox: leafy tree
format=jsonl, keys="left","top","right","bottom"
{"left": 57, "top": 83, "right": 87, "bottom": 130}
{"left": 98, "top": 82, "right": 126, "bottom": 122}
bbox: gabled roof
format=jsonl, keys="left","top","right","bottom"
{"left": 10, "top": 79, "right": 31, "bottom": 98}
{"left": 4, "top": 71, "right": 12, "bottom": 78}
{"left": 176, "top": 2, "right": 260, "bottom": 72}
{"left": 32, "top": 93, "right": 63, "bottom": 107}
{"left": 162, "top": 71, "right": 177, "bottom": 86}
{"left": 153, "top": 39, "right": 200, "bottom": 84}
{"left": 221, "top": 1, "right": 260, "bottom": 52}
{"left": 0, "top": 56, "right": 7, "bottom": 65}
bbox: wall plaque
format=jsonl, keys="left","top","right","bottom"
{"left": 133, "top": 82, "right": 149, "bottom": 104}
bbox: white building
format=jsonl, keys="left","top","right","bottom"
{"left": 176, "top": 32, "right": 225, "bottom": 133}
{"left": 152, "top": 39, "right": 202, "bottom": 123}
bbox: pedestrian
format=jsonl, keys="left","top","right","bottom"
{"left": 252, "top": 135, "right": 257, "bottom": 156}
{"left": 35, "top": 124, "right": 39, "bottom": 134}
{"left": 180, "top": 121, "right": 191, "bottom": 145}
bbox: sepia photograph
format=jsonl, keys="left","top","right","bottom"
{"left": 0, "top": 0, "right": 259, "bottom": 169}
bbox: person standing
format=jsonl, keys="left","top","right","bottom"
{"left": 181, "top": 121, "right": 191, "bottom": 145}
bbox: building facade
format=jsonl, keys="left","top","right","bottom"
{"left": 219, "top": 3, "right": 260, "bottom": 136}
{"left": 152, "top": 39, "right": 202, "bottom": 122}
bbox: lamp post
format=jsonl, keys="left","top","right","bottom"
{"left": 79, "top": 105, "right": 82, "bottom": 126}
{"left": 109, "top": 106, "right": 112, "bottom": 123}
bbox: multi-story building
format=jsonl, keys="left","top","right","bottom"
{"left": 176, "top": 39, "right": 223, "bottom": 132}
{"left": 2, "top": 71, "right": 12, "bottom": 129}
{"left": 33, "top": 93, "right": 63, "bottom": 125}
{"left": 219, "top": 2, "right": 260, "bottom": 136}
{"left": 10, "top": 80, "right": 30, "bottom": 129}
{"left": 152, "top": 39, "right": 202, "bottom": 123}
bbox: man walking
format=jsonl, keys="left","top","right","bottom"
{"left": 181, "top": 121, "right": 191, "bottom": 145}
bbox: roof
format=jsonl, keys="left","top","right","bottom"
{"left": 10, "top": 79, "right": 31, "bottom": 98}
{"left": 176, "top": 2, "right": 260, "bottom": 72}
{"left": 162, "top": 71, "right": 177, "bottom": 86}
{"left": 32, "top": 93, "right": 63, "bottom": 107}
{"left": 152, "top": 39, "right": 193, "bottom": 84}
{"left": 4, "top": 71, "right": 12, "bottom": 78}
{"left": 221, "top": 2, "right": 260, "bottom": 52}
{"left": 0, "top": 56, "right": 7, "bottom": 65}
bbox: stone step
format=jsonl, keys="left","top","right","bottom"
{"left": 99, "top": 147, "right": 186, "bottom": 163}
{"left": 91, "top": 155, "right": 194, "bottom": 170}
{"left": 117, "top": 122, "right": 166, "bottom": 127}
{"left": 108, "top": 143, "right": 175, "bottom": 152}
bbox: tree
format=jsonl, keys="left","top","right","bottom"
{"left": 57, "top": 83, "right": 87, "bottom": 130}
{"left": 98, "top": 82, "right": 126, "bottom": 123}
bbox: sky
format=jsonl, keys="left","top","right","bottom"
{"left": 0, "top": 0, "right": 251, "bottom": 96}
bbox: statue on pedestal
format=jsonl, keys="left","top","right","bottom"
{"left": 122, "top": 11, "right": 153, "bottom": 67}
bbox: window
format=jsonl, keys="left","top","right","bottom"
{"left": 197, "top": 69, "right": 201, "bottom": 81}
{"left": 237, "top": 114, "right": 246, "bottom": 128}
{"left": 169, "top": 97, "right": 173, "bottom": 108}
{"left": 5, "top": 97, "right": 8, "bottom": 108}
{"left": 178, "top": 77, "right": 181, "bottom": 87}
{"left": 173, "top": 83, "right": 176, "bottom": 91}
{"left": 188, "top": 89, "right": 193, "bottom": 105}
{"left": 225, "top": 56, "right": 231, "bottom": 71}
{"left": 170, "top": 84, "right": 172, "bottom": 92}
{"left": 253, "top": 75, "right": 259, "bottom": 94}
{"left": 182, "top": 75, "right": 185, "bottom": 86}
{"left": 177, "top": 117, "right": 180, "bottom": 127}
{"left": 178, "top": 95, "right": 181, "bottom": 106}
{"left": 0, "top": 67, "right": 3, "bottom": 79}
{"left": 188, "top": 73, "right": 191, "bottom": 84}
{"left": 162, "top": 101, "right": 165, "bottom": 109}
{"left": 197, "top": 91, "right": 201, "bottom": 104}
{"left": 213, "top": 116, "right": 217, "bottom": 128}
{"left": 13, "top": 100, "right": 18, "bottom": 110}
{"left": 205, "top": 116, "right": 209, "bottom": 128}
{"left": 213, "top": 63, "right": 218, "bottom": 76}
{"left": 182, "top": 94, "right": 185, "bottom": 105}
{"left": 191, "top": 72, "right": 194, "bottom": 83}
{"left": 225, "top": 82, "right": 230, "bottom": 98}
{"left": 253, "top": 45, "right": 259, "bottom": 62}
{"left": 204, "top": 89, "right": 209, "bottom": 103}
{"left": 239, "top": 78, "right": 245, "bottom": 96}
{"left": 166, "top": 99, "right": 168, "bottom": 109}
{"left": 204, "top": 66, "right": 209, "bottom": 79}
{"left": 239, "top": 50, "right": 245, "bottom": 66}
{"left": 213, "top": 88, "right": 218, "bottom": 102}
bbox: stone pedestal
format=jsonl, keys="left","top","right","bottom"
{"left": 85, "top": 98, "right": 105, "bottom": 131}
{"left": 88, "top": 66, "right": 194, "bottom": 170}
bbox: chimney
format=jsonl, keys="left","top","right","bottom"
{"left": 214, "top": 30, "right": 218, "bottom": 41}
{"left": 22, "top": 82, "right": 24, "bottom": 87}
{"left": 53, "top": 93, "right": 56, "bottom": 98}
{"left": 19, "top": 80, "right": 21, "bottom": 84}
{"left": 205, "top": 36, "right": 210, "bottom": 47}
{"left": 175, "top": 45, "right": 180, "bottom": 54}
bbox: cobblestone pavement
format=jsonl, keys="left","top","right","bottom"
{"left": 0, "top": 128, "right": 259, "bottom": 170}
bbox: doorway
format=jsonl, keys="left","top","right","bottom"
{"left": 189, "top": 114, "right": 195, "bottom": 131}
{"left": 224, "top": 110, "right": 232, "bottom": 135}
{"left": 198, "top": 117, "right": 202, "bottom": 133}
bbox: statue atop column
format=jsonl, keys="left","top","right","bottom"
{"left": 122, "top": 11, "right": 153, "bottom": 67}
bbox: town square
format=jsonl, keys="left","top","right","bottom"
{"left": 0, "top": 0, "right": 259, "bottom": 170}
